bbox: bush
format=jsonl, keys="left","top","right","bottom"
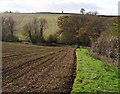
{"left": 91, "top": 17, "right": 119, "bottom": 66}
{"left": 47, "top": 34, "right": 57, "bottom": 43}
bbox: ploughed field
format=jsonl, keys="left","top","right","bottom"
{"left": 2, "top": 42, "right": 76, "bottom": 93}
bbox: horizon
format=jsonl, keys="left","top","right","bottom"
{"left": 1, "top": 12, "right": 119, "bottom": 16}
{"left": 0, "top": 0, "right": 120, "bottom": 15}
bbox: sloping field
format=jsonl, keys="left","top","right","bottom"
{"left": 2, "top": 42, "right": 76, "bottom": 93}
{"left": 1, "top": 13, "right": 70, "bottom": 39}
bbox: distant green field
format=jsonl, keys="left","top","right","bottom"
{"left": 71, "top": 48, "right": 119, "bottom": 93}
{"left": 2, "top": 13, "right": 70, "bottom": 40}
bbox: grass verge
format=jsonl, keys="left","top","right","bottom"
{"left": 15, "top": 33, "right": 27, "bottom": 41}
{"left": 71, "top": 48, "right": 119, "bottom": 93}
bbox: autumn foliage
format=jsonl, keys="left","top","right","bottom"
{"left": 57, "top": 15, "right": 107, "bottom": 46}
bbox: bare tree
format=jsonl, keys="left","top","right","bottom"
{"left": 39, "top": 18, "right": 48, "bottom": 42}
{"left": 80, "top": 8, "right": 85, "bottom": 14}
{"left": 7, "top": 17, "right": 15, "bottom": 40}
{"left": 24, "top": 23, "right": 34, "bottom": 43}
{"left": 2, "top": 16, "right": 18, "bottom": 41}
{"left": 24, "top": 17, "right": 48, "bottom": 44}
{"left": 94, "top": 11, "right": 99, "bottom": 15}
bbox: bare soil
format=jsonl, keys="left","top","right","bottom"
{"left": 2, "top": 42, "right": 76, "bottom": 94}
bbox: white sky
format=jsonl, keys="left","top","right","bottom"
{"left": 0, "top": 0, "right": 120, "bottom": 15}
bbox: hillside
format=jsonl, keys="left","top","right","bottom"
{"left": 1, "top": 13, "right": 71, "bottom": 40}
{"left": 1, "top": 13, "right": 116, "bottom": 41}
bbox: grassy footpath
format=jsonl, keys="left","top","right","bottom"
{"left": 71, "top": 48, "right": 119, "bottom": 93}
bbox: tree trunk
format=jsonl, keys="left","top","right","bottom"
{"left": 28, "top": 30, "right": 35, "bottom": 44}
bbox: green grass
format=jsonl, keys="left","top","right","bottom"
{"left": 15, "top": 33, "right": 27, "bottom": 41}
{"left": 71, "top": 48, "right": 119, "bottom": 93}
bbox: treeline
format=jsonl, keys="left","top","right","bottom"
{"left": 2, "top": 16, "right": 58, "bottom": 45}
{"left": 23, "top": 15, "right": 107, "bottom": 46}
{"left": 2, "top": 15, "right": 109, "bottom": 46}
{"left": 56, "top": 15, "right": 107, "bottom": 46}
{"left": 2, "top": 17, "right": 48, "bottom": 44}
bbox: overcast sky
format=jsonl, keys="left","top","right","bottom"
{"left": 0, "top": 0, "right": 120, "bottom": 15}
